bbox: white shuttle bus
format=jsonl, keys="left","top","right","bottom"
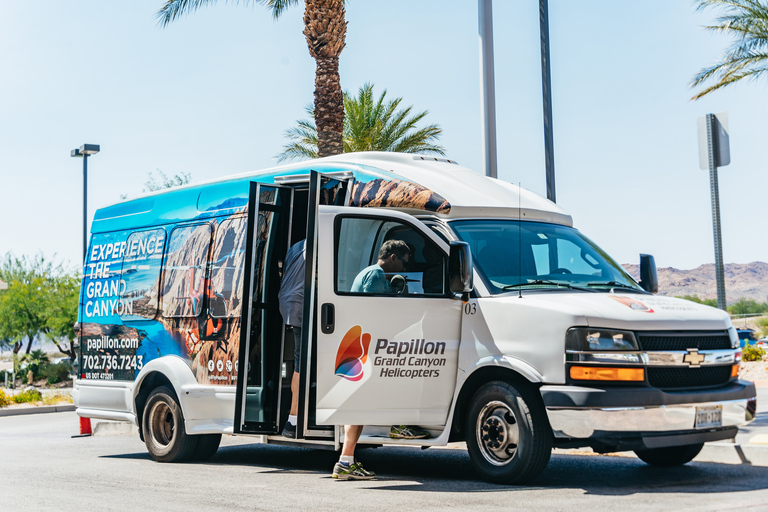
{"left": 74, "top": 152, "right": 756, "bottom": 483}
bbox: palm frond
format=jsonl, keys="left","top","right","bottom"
{"left": 277, "top": 83, "right": 445, "bottom": 160}
{"left": 691, "top": 0, "right": 768, "bottom": 98}
{"left": 156, "top": 0, "right": 297, "bottom": 27}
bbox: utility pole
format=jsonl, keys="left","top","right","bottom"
{"left": 479, "top": 0, "right": 498, "bottom": 178}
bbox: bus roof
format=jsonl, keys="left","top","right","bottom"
{"left": 91, "top": 152, "right": 572, "bottom": 234}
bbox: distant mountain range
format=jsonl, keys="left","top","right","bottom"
{"left": 622, "top": 261, "right": 768, "bottom": 304}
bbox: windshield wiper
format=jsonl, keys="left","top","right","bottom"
{"left": 501, "top": 280, "right": 594, "bottom": 292}
{"left": 586, "top": 281, "right": 642, "bottom": 292}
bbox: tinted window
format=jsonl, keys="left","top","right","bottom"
{"left": 208, "top": 217, "right": 247, "bottom": 318}
{"left": 162, "top": 224, "right": 212, "bottom": 317}
{"left": 335, "top": 216, "right": 447, "bottom": 296}
{"left": 119, "top": 228, "right": 166, "bottom": 320}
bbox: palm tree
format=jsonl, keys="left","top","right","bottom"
{"left": 279, "top": 83, "right": 445, "bottom": 161}
{"left": 691, "top": 0, "right": 768, "bottom": 100}
{"left": 157, "top": 0, "right": 346, "bottom": 156}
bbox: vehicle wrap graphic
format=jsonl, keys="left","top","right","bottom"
{"left": 78, "top": 206, "right": 247, "bottom": 385}
{"left": 349, "top": 177, "right": 450, "bottom": 214}
{"left": 334, "top": 325, "right": 371, "bottom": 381}
{"left": 609, "top": 295, "right": 655, "bottom": 313}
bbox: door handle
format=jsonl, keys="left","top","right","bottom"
{"left": 321, "top": 303, "right": 335, "bottom": 334}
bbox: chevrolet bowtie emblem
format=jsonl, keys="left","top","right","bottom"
{"left": 683, "top": 348, "right": 706, "bottom": 367}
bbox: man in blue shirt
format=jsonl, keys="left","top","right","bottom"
{"left": 351, "top": 240, "right": 411, "bottom": 293}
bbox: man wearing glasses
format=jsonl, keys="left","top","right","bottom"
{"left": 351, "top": 240, "right": 411, "bottom": 293}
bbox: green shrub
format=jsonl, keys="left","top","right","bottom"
{"left": 742, "top": 343, "right": 766, "bottom": 362}
{"left": 12, "top": 389, "right": 42, "bottom": 404}
{"left": 757, "top": 316, "right": 768, "bottom": 338}
{"left": 41, "top": 362, "right": 72, "bottom": 385}
{"left": 0, "top": 389, "right": 10, "bottom": 407}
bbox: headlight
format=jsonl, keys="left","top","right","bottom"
{"left": 728, "top": 327, "right": 739, "bottom": 349}
{"left": 566, "top": 328, "right": 639, "bottom": 351}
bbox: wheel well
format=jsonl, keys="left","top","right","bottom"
{"left": 134, "top": 372, "right": 175, "bottom": 440}
{"left": 449, "top": 367, "right": 541, "bottom": 442}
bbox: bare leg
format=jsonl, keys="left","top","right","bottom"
{"left": 341, "top": 425, "right": 363, "bottom": 457}
{"left": 290, "top": 371, "right": 299, "bottom": 416}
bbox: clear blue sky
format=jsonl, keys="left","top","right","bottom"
{"left": 0, "top": 0, "right": 765, "bottom": 271}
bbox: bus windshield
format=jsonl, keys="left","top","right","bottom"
{"left": 450, "top": 219, "right": 644, "bottom": 295}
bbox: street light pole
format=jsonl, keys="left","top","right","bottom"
{"left": 478, "top": 0, "right": 498, "bottom": 179}
{"left": 71, "top": 144, "right": 100, "bottom": 264}
{"left": 539, "top": 0, "right": 556, "bottom": 203}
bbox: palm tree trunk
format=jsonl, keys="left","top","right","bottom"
{"left": 303, "top": 0, "right": 346, "bottom": 158}
{"left": 314, "top": 56, "right": 344, "bottom": 157}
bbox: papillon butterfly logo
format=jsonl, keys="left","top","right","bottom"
{"left": 334, "top": 325, "right": 371, "bottom": 381}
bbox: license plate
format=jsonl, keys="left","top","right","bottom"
{"left": 695, "top": 405, "right": 722, "bottom": 428}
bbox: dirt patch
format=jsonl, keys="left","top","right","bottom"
{"left": 740, "top": 360, "right": 768, "bottom": 384}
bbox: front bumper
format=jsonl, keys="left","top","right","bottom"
{"left": 541, "top": 380, "right": 756, "bottom": 446}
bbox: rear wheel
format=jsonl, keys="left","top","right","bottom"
{"left": 634, "top": 443, "right": 704, "bottom": 466}
{"left": 143, "top": 386, "right": 198, "bottom": 463}
{"left": 465, "top": 380, "right": 552, "bottom": 484}
{"left": 191, "top": 434, "right": 222, "bottom": 461}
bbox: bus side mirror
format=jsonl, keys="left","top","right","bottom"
{"left": 449, "top": 241, "right": 473, "bottom": 298}
{"left": 639, "top": 253, "right": 658, "bottom": 294}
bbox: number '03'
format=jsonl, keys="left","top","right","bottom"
{"left": 464, "top": 302, "right": 477, "bottom": 315}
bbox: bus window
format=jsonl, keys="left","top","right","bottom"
{"left": 208, "top": 217, "right": 247, "bottom": 319}
{"left": 162, "top": 224, "right": 213, "bottom": 318}
{"left": 335, "top": 216, "right": 447, "bottom": 296}
{"left": 119, "top": 228, "right": 166, "bottom": 321}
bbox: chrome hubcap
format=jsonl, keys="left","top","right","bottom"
{"left": 476, "top": 400, "right": 519, "bottom": 466}
{"left": 149, "top": 401, "right": 175, "bottom": 449}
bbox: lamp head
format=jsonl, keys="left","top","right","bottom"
{"left": 79, "top": 144, "right": 100, "bottom": 155}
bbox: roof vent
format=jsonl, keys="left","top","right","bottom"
{"left": 412, "top": 156, "right": 459, "bottom": 165}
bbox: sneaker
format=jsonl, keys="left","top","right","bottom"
{"left": 332, "top": 461, "right": 376, "bottom": 480}
{"left": 389, "top": 425, "right": 430, "bottom": 439}
{"left": 281, "top": 421, "right": 296, "bottom": 439}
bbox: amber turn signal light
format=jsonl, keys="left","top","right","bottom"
{"left": 732, "top": 364, "right": 739, "bottom": 378}
{"left": 570, "top": 366, "right": 644, "bottom": 382}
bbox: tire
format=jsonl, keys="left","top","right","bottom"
{"left": 191, "top": 434, "right": 222, "bottom": 461}
{"left": 465, "top": 380, "right": 552, "bottom": 484}
{"left": 143, "top": 386, "right": 199, "bottom": 463}
{"left": 634, "top": 443, "right": 704, "bottom": 467}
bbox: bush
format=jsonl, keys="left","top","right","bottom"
{"left": 41, "top": 362, "right": 72, "bottom": 385}
{"left": 757, "top": 316, "right": 768, "bottom": 338}
{"left": 0, "top": 389, "right": 10, "bottom": 407}
{"left": 742, "top": 343, "right": 766, "bottom": 362}
{"left": 12, "top": 388, "right": 42, "bottom": 404}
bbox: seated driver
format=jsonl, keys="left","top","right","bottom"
{"left": 351, "top": 240, "right": 411, "bottom": 293}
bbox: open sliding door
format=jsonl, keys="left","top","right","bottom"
{"left": 295, "top": 171, "right": 351, "bottom": 439}
{"left": 234, "top": 182, "right": 292, "bottom": 434}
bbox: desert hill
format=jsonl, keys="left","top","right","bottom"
{"left": 622, "top": 261, "right": 768, "bottom": 305}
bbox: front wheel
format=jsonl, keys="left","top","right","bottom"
{"left": 634, "top": 443, "right": 704, "bottom": 466}
{"left": 143, "top": 386, "right": 198, "bottom": 463}
{"left": 465, "top": 380, "right": 552, "bottom": 484}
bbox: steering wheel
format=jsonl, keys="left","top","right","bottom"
{"left": 551, "top": 268, "right": 572, "bottom": 275}
{"left": 390, "top": 274, "right": 409, "bottom": 295}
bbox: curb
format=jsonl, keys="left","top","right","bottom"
{"left": 0, "top": 404, "right": 76, "bottom": 417}
{"left": 695, "top": 442, "right": 768, "bottom": 467}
